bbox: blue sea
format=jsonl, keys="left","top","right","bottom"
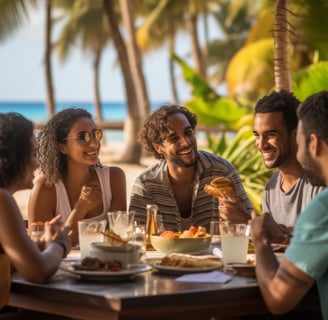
{"left": 0, "top": 101, "right": 164, "bottom": 142}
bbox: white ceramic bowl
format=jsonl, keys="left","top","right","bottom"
{"left": 89, "top": 243, "right": 140, "bottom": 269}
{"left": 150, "top": 235, "right": 211, "bottom": 255}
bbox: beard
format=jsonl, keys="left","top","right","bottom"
{"left": 263, "top": 140, "right": 295, "bottom": 169}
{"left": 170, "top": 156, "right": 197, "bottom": 168}
{"left": 264, "top": 153, "right": 284, "bottom": 169}
{"left": 166, "top": 145, "right": 198, "bottom": 168}
{"left": 302, "top": 149, "right": 326, "bottom": 186}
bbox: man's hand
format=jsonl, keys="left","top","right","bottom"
{"left": 250, "top": 212, "right": 289, "bottom": 244}
{"left": 219, "top": 196, "right": 250, "bottom": 224}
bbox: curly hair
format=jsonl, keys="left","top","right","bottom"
{"left": 0, "top": 113, "right": 34, "bottom": 188}
{"left": 255, "top": 90, "right": 300, "bottom": 134}
{"left": 297, "top": 91, "right": 328, "bottom": 146}
{"left": 139, "top": 103, "right": 197, "bottom": 159}
{"left": 38, "top": 107, "right": 94, "bottom": 186}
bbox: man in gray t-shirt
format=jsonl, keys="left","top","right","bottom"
{"left": 253, "top": 90, "right": 324, "bottom": 243}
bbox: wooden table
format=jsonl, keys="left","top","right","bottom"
{"left": 8, "top": 252, "right": 322, "bottom": 320}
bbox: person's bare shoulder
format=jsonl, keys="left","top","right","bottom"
{"left": 0, "top": 188, "right": 13, "bottom": 206}
{"left": 31, "top": 176, "right": 56, "bottom": 196}
{"left": 109, "top": 166, "right": 126, "bottom": 180}
{"left": 28, "top": 176, "right": 56, "bottom": 220}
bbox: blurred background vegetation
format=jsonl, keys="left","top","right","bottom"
{"left": 1, "top": 0, "right": 328, "bottom": 211}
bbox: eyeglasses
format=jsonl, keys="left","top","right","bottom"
{"left": 64, "top": 128, "right": 103, "bottom": 145}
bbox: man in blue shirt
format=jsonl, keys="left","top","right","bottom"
{"left": 251, "top": 91, "right": 328, "bottom": 319}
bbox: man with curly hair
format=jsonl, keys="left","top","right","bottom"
{"left": 129, "top": 104, "right": 252, "bottom": 232}
{"left": 252, "top": 90, "right": 324, "bottom": 244}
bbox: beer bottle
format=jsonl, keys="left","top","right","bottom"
{"left": 145, "top": 204, "right": 159, "bottom": 251}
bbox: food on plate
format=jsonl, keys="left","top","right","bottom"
{"left": 180, "top": 226, "right": 207, "bottom": 238}
{"left": 159, "top": 253, "right": 223, "bottom": 268}
{"left": 73, "top": 257, "right": 122, "bottom": 272}
{"left": 204, "top": 177, "right": 237, "bottom": 202}
{"left": 102, "top": 230, "right": 128, "bottom": 246}
{"left": 160, "top": 226, "right": 209, "bottom": 239}
{"left": 160, "top": 230, "right": 176, "bottom": 238}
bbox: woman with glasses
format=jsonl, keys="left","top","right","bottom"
{"left": 28, "top": 107, "right": 126, "bottom": 246}
{"left": 0, "top": 112, "right": 71, "bottom": 318}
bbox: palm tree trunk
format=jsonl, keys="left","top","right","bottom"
{"left": 93, "top": 46, "right": 103, "bottom": 123}
{"left": 45, "top": 0, "right": 55, "bottom": 117}
{"left": 103, "top": 0, "right": 142, "bottom": 164}
{"left": 119, "top": 0, "right": 150, "bottom": 122}
{"left": 168, "top": 25, "right": 179, "bottom": 104}
{"left": 186, "top": 3, "right": 206, "bottom": 80}
{"left": 274, "top": 0, "right": 292, "bottom": 91}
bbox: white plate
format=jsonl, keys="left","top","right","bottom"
{"left": 146, "top": 258, "right": 222, "bottom": 275}
{"left": 60, "top": 262, "right": 152, "bottom": 281}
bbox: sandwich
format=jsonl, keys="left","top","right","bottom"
{"left": 159, "top": 253, "right": 223, "bottom": 268}
{"left": 204, "top": 177, "right": 237, "bottom": 202}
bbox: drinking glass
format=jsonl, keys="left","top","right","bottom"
{"left": 210, "top": 220, "right": 220, "bottom": 244}
{"left": 219, "top": 222, "right": 250, "bottom": 264}
{"left": 78, "top": 220, "right": 107, "bottom": 259}
{"left": 107, "top": 211, "right": 135, "bottom": 241}
{"left": 131, "top": 223, "right": 146, "bottom": 261}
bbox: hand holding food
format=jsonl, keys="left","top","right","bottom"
{"left": 76, "top": 181, "right": 103, "bottom": 212}
{"left": 204, "top": 177, "right": 238, "bottom": 202}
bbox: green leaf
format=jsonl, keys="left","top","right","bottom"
{"left": 293, "top": 61, "right": 328, "bottom": 101}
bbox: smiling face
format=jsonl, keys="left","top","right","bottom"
{"left": 253, "top": 112, "right": 296, "bottom": 169}
{"left": 60, "top": 117, "right": 101, "bottom": 166}
{"left": 153, "top": 113, "right": 197, "bottom": 168}
{"left": 296, "top": 120, "right": 325, "bottom": 186}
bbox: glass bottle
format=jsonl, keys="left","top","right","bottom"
{"left": 145, "top": 204, "right": 159, "bottom": 251}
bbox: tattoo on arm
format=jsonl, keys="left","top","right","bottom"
{"left": 277, "top": 265, "right": 309, "bottom": 287}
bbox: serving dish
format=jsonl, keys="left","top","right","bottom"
{"left": 150, "top": 235, "right": 211, "bottom": 254}
{"left": 146, "top": 258, "right": 222, "bottom": 276}
{"left": 89, "top": 242, "right": 140, "bottom": 268}
{"left": 225, "top": 263, "right": 256, "bottom": 278}
{"left": 60, "top": 262, "right": 151, "bottom": 281}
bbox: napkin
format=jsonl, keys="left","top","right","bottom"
{"left": 175, "top": 271, "right": 232, "bottom": 283}
{"left": 212, "top": 247, "right": 222, "bottom": 259}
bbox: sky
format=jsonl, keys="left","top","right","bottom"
{"left": 0, "top": 5, "right": 221, "bottom": 104}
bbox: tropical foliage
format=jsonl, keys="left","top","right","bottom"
{"left": 0, "top": 0, "right": 327, "bottom": 170}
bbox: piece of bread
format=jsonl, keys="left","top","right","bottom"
{"left": 160, "top": 253, "right": 223, "bottom": 268}
{"left": 204, "top": 177, "right": 237, "bottom": 201}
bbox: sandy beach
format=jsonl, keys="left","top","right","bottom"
{"left": 14, "top": 142, "right": 157, "bottom": 220}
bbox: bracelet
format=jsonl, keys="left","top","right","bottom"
{"left": 52, "top": 239, "right": 68, "bottom": 258}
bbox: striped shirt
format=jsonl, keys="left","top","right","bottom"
{"left": 129, "top": 150, "right": 253, "bottom": 232}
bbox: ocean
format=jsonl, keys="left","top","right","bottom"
{"left": 0, "top": 101, "right": 164, "bottom": 142}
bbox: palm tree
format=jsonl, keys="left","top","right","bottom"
{"left": 137, "top": 0, "right": 213, "bottom": 102}
{"left": 119, "top": 0, "right": 150, "bottom": 122}
{"left": 206, "top": 0, "right": 251, "bottom": 87}
{"left": 45, "top": 0, "right": 55, "bottom": 116}
{"left": 0, "top": 0, "right": 56, "bottom": 116}
{"left": 103, "top": 0, "right": 142, "bottom": 164}
{"left": 225, "top": 0, "right": 328, "bottom": 103}
{"left": 273, "top": 0, "right": 291, "bottom": 91}
{"left": 54, "top": 0, "right": 111, "bottom": 122}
